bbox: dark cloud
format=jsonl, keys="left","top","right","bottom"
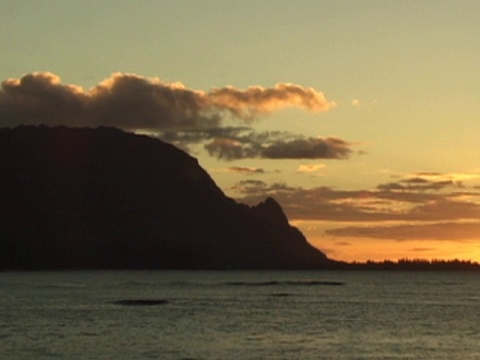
{"left": 410, "top": 198, "right": 480, "bottom": 221}
{"left": 1, "top": 72, "right": 352, "bottom": 160}
{"left": 159, "top": 126, "right": 251, "bottom": 153}
{"left": 261, "top": 137, "right": 351, "bottom": 159}
{"left": 0, "top": 72, "right": 213, "bottom": 129}
{"left": 205, "top": 137, "right": 259, "bottom": 160}
{"left": 0, "top": 73, "right": 87, "bottom": 126}
{"left": 88, "top": 74, "right": 215, "bottom": 130}
{"left": 239, "top": 174, "right": 479, "bottom": 245}
{"left": 239, "top": 179, "right": 268, "bottom": 187}
{"left": 402, "top": 172, "right": 479, "bottom": 187}
{"left": 160, "top": 126, "right": 250, "bottom": 145}
{"left": 1, "top": 72, "right": 334, "bottom": 129}
{"left": 411, "top": 247, "right": 436, "bottom": 252}
{"left": 264, "top": 177, "right": 480, "bottom": 243}
{"left": 325, "top": 222, "right": 480, "bottom": 241}
{"left": 231, "top": 180, "right": 268, "bottom": 194}
{"left": 377, "top": 177, "right": 457, "bottom": 192}
{"left": 233, "top": 181, "right": 480, "bottom": 223}
{"left": 203, "top": 128, "right": 353, "bottom": 160}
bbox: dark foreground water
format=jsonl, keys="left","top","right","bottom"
{"left": 1, "top": 270, "right": 479, "bottom": 359}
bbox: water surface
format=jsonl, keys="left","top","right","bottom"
{"left": 1, "top": 271, "right": 479, "bottom": 359}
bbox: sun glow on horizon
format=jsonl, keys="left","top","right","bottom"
{"left": 291, "top": 219, "right": 480, "bottom": 263}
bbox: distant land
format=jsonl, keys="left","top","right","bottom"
{"left": 1, "top": 126, "right": 479, "bottom": 272}
{"left": 335, "top": 258, "right": 480, "bottom": 272}
{"left": 1, "top": 125, "right": 331, "bottom": 270}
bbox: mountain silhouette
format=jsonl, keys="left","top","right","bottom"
{"left": 1, "top": 126, "right": 330, "bottom": 269}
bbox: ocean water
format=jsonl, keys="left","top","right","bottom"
{"left": 1, "top": 271, "right": 479, "bottom": 359}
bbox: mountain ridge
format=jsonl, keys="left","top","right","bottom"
{"left": 1, "top": 125, "right": 330, "bottom": 269}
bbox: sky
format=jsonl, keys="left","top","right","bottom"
{"left": 1, "top": 0, "right": 479, "bottom": 262}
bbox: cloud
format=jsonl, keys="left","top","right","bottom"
{"left": 237, "top": 175, "right": 480, "bottom": 242}
{"left": 159, "top": 126, "right": 250, "bottom": 144}
{"left": 378, "top": 172, "right": 480, "bottom": 194}
{"left": 1, "top": 72, "right": 334, "bottom": 129}
{"left": 351, "top": 99, "right": 360, "bottom": 107}
{"left": 411, "top": 247, "right": 436, "bottom": 252}
{"left": 211, "top": 166, "right": 265, "bottom": 175}
{"left": 204, "top": 129, "right": 354, "bottom": 160}
{"left": 1, "top": 72, "right": 353, "bottom": 160}
{"left": 325, "top": 222, "right": 480, "bottom": 241}
{"left": 231, "top": 180, "right": 284, "bottom": 195}
{"left": 205, "top": 137, "right": 257, "bottom": 160}
{"left": 208, "top": 83, "right": 335, "bottom": 118}
{"left": 261, "top": 137, "right": 351, "bottom": 159}
{"left": 377, "top": 177, "right": 457, "bottom": 192}
{"left": 1, "top": 72, "right": 211, "bottom": 130}
{"left": 408, "top": 172, "right": 480, "bottom": 183}
{"left": 297, "top": 164, "right": 326, "bottom": 173}
{"left": 0, "top": 72, "right": 87, "bottom": 126}
{"left": 233, "top": 176, "right": 480, "bottom": 223}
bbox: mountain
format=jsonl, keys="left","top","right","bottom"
{"left": 0, "top": 126, "right": 330, "bottom": 269}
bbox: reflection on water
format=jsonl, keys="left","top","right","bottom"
{"left": 1, "top": 271, "right": 479, "bottom": 359}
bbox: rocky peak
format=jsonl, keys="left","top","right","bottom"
{"left": 251, "top": 197, "right": 289, "bottom": 228}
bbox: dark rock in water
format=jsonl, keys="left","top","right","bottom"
{"left": 0, "top": 125, "right": 331, "bottom": 270}
{"left": 225, "top": 280, "right": 344, "bottom": 287}
{"left": 111, "top": 299, "right": 168, "bottom": 306}
{"left": 318, "top": 281, "right": 344, "bottom": 286}
{"left": 270, "top": 293, "right": 293, "bottom": 297}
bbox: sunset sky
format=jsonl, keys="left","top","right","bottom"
{"left": 1, "top": 0, "right": 479, "bottom": 262}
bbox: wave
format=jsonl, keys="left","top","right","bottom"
{"left": 270, "top": 292, "right": 294, "bottom": 297}
{"left": 110, "top": 299, "right": 169, "bottom": 306}
{"left": 31, "top": 282, "right": 87, "bottom": 289}
{"left": 223, "top": 280, "right": 344, "bottom": 287}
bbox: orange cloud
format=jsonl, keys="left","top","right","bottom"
{"left": 213, "top": 167, "right": 265, "bottom": 174}
{"left": 209, "top": 83, "right": 334, "bottom": 118}
{"left": 297, "top": 164, "right": 326, "bottom": 173}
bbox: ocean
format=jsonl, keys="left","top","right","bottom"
{"left": 1, "top": 270, "right": 479, "bottom": 359}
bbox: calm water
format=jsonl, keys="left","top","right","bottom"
{"left": 1, "top": 270, "right": 479, "bottom": 359}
